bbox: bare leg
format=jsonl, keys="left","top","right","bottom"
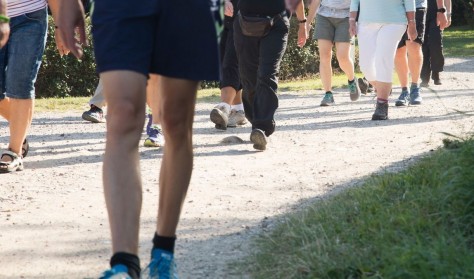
{"left": 232, "top": 90, "right": 243, "bottom": 105}
{"left": 335, "top": 42, "right": 355, "bottom": 81}
{"left": 220, "top": 86, "right": 237, "bottom": 105}
{"left": 0, "top": 98, "right": 33, "bottom": 161}
{"left": 318, "top": 39, "right": 333, "bottom": 92}
{"left": 395, "top": 45, "right": 409, "bottom": 88}
{"left": 156, "top": 76, "right": 198, "bottom": 237}
{"left": 146, "top": 74, "right": 161, "bottom": 125}
{"left": 406, "top": 41, "right": 423, "bottom": 84}
{"left": 101, "top": 70, "right": 147, "bottom": 254}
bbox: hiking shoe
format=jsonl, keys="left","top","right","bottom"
{"left": 250, "top": 129, "right": 267, "bottom": 151}
{"left": 144, "top": 125, "right": 165, "bottom": 147}
{"left": 395, "top": 89, "right": 410, "bottom": 106}
{"left": 358, "top": 77, "right": 373, "bottom": 94}
{"left": 420, "top": 80, "right": 429, "bottom": 87}
{"left": 409, "top": 86, "right": 422, "bottom": 105}
{"left": 210, "top": 104, "right": 230, "bottom": 130}
{"left": 99, "top": 264, "right": 132, "bottom": 279}
{"left": 432, "top": 72, "right": 442, "bottom": 85}
{"left": 141, "top": 249, "right": 179, "bottom": 279}
{"left": 227, "top": 110, "right": 247, "bottom": 127}
{"left": 320, "top": 93, "right": 335, "bottom": 106}
{"left": 82, "top": 104, "right": 104, "bottom": 123}
{"left": 371, "top": 102, "right": 389, "bottom": 120}
{"left": 434, "top": 79, "right": 442, "bottom": 85}
{"left": 348, "top": 79, "right": 361, "bottom": 101}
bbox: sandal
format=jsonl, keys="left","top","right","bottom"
{"left": 22, "top": 138, "right": 29, "bottom": 158}
{"left": 0, "top": 150, "right": 24, "bottom": 173}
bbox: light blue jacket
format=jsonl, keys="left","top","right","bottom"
{"left": 350, "top": 0, "right": 416, "bottom": 24}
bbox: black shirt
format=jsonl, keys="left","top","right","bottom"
{"left": 238, "top": 0, "right": 285, "bottom": 17}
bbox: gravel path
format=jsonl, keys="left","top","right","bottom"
{"left": 1, "top": 57, "right": 473, "bottom": 278}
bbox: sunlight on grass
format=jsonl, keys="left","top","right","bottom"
{"left": 443, "top": 25, "right": 474, "bottom": 57}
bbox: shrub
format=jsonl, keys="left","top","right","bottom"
{"left": 35, "top": 17, "right": 98, "bottom": 99}
{"left": 452, "top": 0, "right": 474, "bottom": 26}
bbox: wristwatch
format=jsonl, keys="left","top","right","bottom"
{"left": 437, "top": 7, "right": 447, "bottom": 13}
{"left": 298, "top": 18, "right": 307, "bottom": 24}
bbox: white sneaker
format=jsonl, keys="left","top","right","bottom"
{"left": 227, "top": 110, "right": 247, "bottom": 127}
{"left": 210, "top": 104, "right": 230, "bottom": 130}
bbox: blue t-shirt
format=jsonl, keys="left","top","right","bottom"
{"left": 350, "top": 0, "right": 416, "bottom": 24}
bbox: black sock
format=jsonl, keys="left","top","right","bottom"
{"left": 325, "top": 91, "right": 332, "bottom": 95}
{"left": 402, "top": 87, "right": 408, "bottom": 92}
{"left": 348, "top": 79, "right": 355, "bottom": 84}
{"left": 110, "top": 252, "right": 141, "bottom": 279}
{"left": 153, "top": 233, "right": 176, "bottom": 253}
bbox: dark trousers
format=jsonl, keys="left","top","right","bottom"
{"left": 421, "top": 15, "right": 444, "bottom": 81}
{"left": 233, "top": 15, "right": 289, "bottom": 137}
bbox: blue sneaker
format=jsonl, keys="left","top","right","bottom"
{"left": 100, "top": 264, "right": 132, "bottom": 279}
{"left": 141, "top": 249, "right": 179, "bottom": 279}
{"left": 144, "top": 125, "right": 165, "bottom": 147}
{"left": 395, "top": 89, "right": 409, "bottom": 106}
{"left": 320, "top": 92, "right": 335, "bottom": 106}
{"left": 409, "top": 85, "right": 422, "bottom": 105}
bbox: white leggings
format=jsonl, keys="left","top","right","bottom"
{"left": 357, "top": 23, "right": 406, "bottom": 83}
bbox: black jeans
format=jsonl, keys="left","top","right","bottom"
{"left": 421, "top": 15, "right": 444, "bottom": 81}
{"left": 233, "top": 14, "right": 289, "bottom": 137}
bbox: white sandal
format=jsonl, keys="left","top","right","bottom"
{"left": 0, "top": 150, "right": 24, "bottom": 173}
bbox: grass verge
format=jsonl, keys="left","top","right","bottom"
{"left": 240, "top": 136, "right": 474, "bottom": 278}
{"left": 443, "top": 25, "right": 474, "bottom": 57}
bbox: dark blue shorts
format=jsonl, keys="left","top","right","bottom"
{"left": 91, "top": 0, "right": 220, "bottom": 81}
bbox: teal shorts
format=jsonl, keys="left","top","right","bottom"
{"left": 313, "top": 14, "right": 351, "bottom": 43}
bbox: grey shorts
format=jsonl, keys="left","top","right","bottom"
{"left": 313, "top": 14, "right": 351, "bottom": 43}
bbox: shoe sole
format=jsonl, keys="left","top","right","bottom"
{"left": 210, "top": 109, "right": 228, "bottom": 130}
{"left": 410, "top": 101, "right": 422, "bottom": 105}
{"left": 358, "top": 78, "right": 368, "bottom": 94}
{"left": 227, "top": 120, "right": 248, "bottom": 128}
{"left": 395, "top": 101, "right": 407, "bottom": 107}
{"left": 350, "top": 92, "right": 360, "bottom": 101}
{"left": 371, "top": 114, "right": 388, "bottom": 120}
{"left": 144, "top": 138, "right": 163, "bottom": 148}
{"left": 82, "top": 113, "right": 103, "bottom": 123}
{"left": 320, "top": 102, "right": 335, "bottom": 107}
{"left": 250, "top": 130, "right": 267, "bottom": 151}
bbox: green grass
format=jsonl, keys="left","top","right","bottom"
{"left": 443, "top": 25, "right": 474, "bottom": 57}
{"left": 240, "top": 136, "right": 474, "bottom": 278}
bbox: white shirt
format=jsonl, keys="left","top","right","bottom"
{"left": 7, "top": 0, "right": 47, "bottom": 18}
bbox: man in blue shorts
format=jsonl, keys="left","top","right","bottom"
{"left": 58, "top": 0, "right": 220, "bottom": 278}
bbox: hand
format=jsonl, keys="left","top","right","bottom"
{"left": 57, "top": 0, "right": 87, "bottom": 59}
{"left": 349, "top": 21, "right": 357, "bottom": 37}
{"left": 54, "top": 28, "right": 70, "bottom": 57}
{"left": 224, "top": 0, "right": 233, "bottom": 17}
{"left": 407, "top": 23, "right": 417, "bottom": 41}
{"left": 297, "top": 23, "right": 307, "bottom": 48}
{"left": 446, "top": 16, "right": 452, "bottom": 28}
{"left": 0, "top": 22, "right": 10, "bottom": 48}
{"left": 305, "top": 22, "right": 311, "bottom": 38}
{"left": 437, "top": 12, "right": 448, "bottom": 30}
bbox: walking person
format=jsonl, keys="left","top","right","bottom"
{"left": 234, "top": 0, "right": 307, "bottom": 150}
{"left": 0, "top": 0, "right": 63, "bottom": 173}
{"left": 58, "top": 0, "right": 220, "bottom": 278}
{"left": 349, "top": 0, "right": 417, "bottom": 120}
{"left": 210, "top": 0, "right": 248, "bottom": 130}
{"left": 394, "top": 0, "right": 427, "bottom": 106}
{"left": 305, "top": 0, "right": 361, "bottom": 107}
{"left": 420, "top": 0, "right": 451, "bottom": 86}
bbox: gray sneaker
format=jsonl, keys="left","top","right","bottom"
{"left": 250, "top": 129, "right": 267, "bottom": 151}
{"left": 82, "top": 105, "right": 105, "bottom": 123}
{"left": 372, "top": 102, "right": 389, "bottom": 120}
{"left": 395, "top": 89, "right": 410, "bottom": 106}
{"left": 320, "top": 93, "right": 335, "bottom": 106}
{"left": 348, "top": 79, "right": 361, "bottom": 101}
{"left": 227, "top": 110, "right": 247, "bottom": 127}
{"left": 210, "top": 104, "right": 230, "bottom": 130}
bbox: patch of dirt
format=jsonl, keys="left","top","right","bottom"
{"left": 1, "top": 58, "right": 473, "bottom": 278}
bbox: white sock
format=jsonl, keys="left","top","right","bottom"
{"left": 231, "top": 103, "right": 244, "bottom": 111}
{"left": 218, "top": 102, "right": 231, "bottom": 112}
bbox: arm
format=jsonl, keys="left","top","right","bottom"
{"left": 436, "top": 0, "right": 448, "bottom": 30}
{"left": 306, "top": 0, "right": 321, "bottom": 30}
{"left": 57, "top": 0, "right": 87, "bottom": 59}
{"left": 0, "top": 0, "right": 10, "bottom": 48}
{"left": 406, "top": 11, "right": 417, "bottom": 41}
{"left": 224, "top": 0, "right": 233, "bottom": 17}
{"left": 295, "top": 0, "right": 307, "bottom": 48}
{"left": 348, "top": 0, "right": 360, "bottom": 37}
{"left": 48, "top": 0, "right": 70, "bottom": 57}
{"left": 445, "top": 0, "right": 452, "bottom": 27}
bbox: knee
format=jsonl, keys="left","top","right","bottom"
{"left": 107, "top": 101, "right": 144, "bottom": 135}
{"left": 160, "top": 110, "right": 192, "bottom": 141}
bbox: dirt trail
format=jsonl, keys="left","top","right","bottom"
{"left": 1, "top": 57, "right": 473, "bottom": 278}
